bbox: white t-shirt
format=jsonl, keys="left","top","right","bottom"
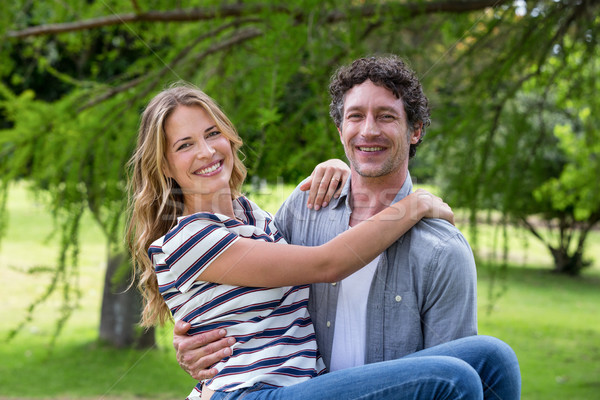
{"left": 329, "top": 256, "right": 380, "bottom": 371}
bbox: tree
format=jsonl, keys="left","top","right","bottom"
{"left": 433, "top": 0, "right": 600, "bottom": 274}
{"left": 1, "top": 0, "right": 597, "bottom": 348}
{"left": 1, "top": 0, "right": 510, "bottom": 346}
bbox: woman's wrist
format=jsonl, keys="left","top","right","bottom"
{"left": 412, "top": 191, "right": 429, "bottom": 220}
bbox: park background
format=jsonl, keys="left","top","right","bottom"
{"left": 0, "top": 1, "right": 599, "bottom": 399}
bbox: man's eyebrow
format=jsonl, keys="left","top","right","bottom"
{"left": 344, "top": 105, "right": 363, "bottom": 114}
{"left": 374, "top": 106, "right": 399, "bottom": 113}
{"left": 344, "top": 105, "right": 399, "bottom": 114}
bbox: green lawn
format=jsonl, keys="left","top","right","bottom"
{"left": 1, "top": 182, "right": 599, "bottom": 399}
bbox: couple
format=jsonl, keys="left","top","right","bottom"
{"left": 127, "top": 55, "right": 521, "bottom": 399}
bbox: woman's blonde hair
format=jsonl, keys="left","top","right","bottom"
{"left": 126, "top": 83, "right": 247, "bottom": 327}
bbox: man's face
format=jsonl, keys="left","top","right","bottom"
{"left": 338, "top": 80, "right": 421, "bottom": 178}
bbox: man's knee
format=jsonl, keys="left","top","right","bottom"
{"left": 430, "top": 356, "right": 483, "bottom": 399}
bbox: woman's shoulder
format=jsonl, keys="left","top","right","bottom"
{"left": 233, "top": 195, "right": 273, "bottom": 222}
{"left": 151, "top": 211, "right": 240, "bottom": 259}
{"left": 169, "top": 211, "right": 237, "bottom": 240}
{"left": 156, "top": 196, "right": 274, "bottom": 247}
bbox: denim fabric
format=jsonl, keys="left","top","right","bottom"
{"left": 209, "top": 335, "right": 520, "bottom": 400}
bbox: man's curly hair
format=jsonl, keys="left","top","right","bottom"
{"left": 329, "top": 55, "right": 431, "bottom": 159}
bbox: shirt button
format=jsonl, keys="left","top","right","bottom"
{"left": 395, "top": 295, "right": 402, "bottom": 302}
{"left": 331, "top": 282, "right": 337, "bottom": 286}
{"left": 326, "top": 321, "right": 331, "bottom": 327}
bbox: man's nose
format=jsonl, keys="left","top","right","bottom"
{"left": 362, "top": 114, "right": 380, "bottom": 136}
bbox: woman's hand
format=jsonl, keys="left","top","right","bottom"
{"left": 411, "top": 189, "right": 454, "bottom": 225}
{"left": 299, "top": 159, "right": 350, "bottom": 210}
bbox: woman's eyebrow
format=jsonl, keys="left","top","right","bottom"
{"left": 172, "top": 126, "right": 217, "bottom": 148}
{"left": 172, "top": 136, "right": 192, "bottom": 148}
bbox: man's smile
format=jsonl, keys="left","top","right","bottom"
{"left": 357, "top": 146, "right": 385, "bottom": 152}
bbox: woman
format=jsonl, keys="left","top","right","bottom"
{"left": 127, "top": 84, "right": 510, "bottom": 400}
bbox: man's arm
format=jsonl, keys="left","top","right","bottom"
{"left": 421, "top": 232, "right": 478, "bottom": 347}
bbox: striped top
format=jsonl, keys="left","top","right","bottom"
{"left": 148, "top": 196, "right": 326, "bottom": 398}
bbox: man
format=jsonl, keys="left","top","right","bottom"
{"left": 275, "top": 55, "right": 478, "bottom": 370}
{"left": 173, "top": 56, "right": 520, "bottom": 398}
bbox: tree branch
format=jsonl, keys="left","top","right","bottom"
{"left": 520, "top": 216, "right": 551, "bottom": 249}
{"left": 6, "top": 1, "right": 509, "bottom": 39}
{"left": 5, "top": 4, "right": 287, "bottom": 38}
{"left": 137, "top": 27, "right": 264, "bottom": 104}
{"left": 78, "top": 18, "right": 261, "bottom": 110}
{"left": 82, "top": 26, "right": 264, "bottom": 134}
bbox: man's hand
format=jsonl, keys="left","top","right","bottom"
{"left": 173, "top": 320, "right": 236, "bottom": 381}
{"left": 300, "top": 159, "right": 350, "bottom": 210}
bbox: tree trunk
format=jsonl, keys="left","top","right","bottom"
{"left": 549, "top": 247, "right": 586, "bottom": 276}
{"left": 99, "top": 252, "right": 155, "bottom": 348}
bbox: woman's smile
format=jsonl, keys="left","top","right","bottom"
{"left": 194, "top": 160, "right": 223, "bottom": 176}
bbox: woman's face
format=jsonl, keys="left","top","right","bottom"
{"left": 163, "top": 105, "right": 234, "bottom": 212}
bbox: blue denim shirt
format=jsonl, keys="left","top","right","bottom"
{"left": 274, "top": 172, "right": 477, "bottom": 369}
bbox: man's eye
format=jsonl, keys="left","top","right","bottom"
{"left": 381, "top": 114, "right": 395, "bottom": 120}
{"left": 348, "top": 114, "right": 362, "bottom": 119}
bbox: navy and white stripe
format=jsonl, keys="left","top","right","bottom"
{"left": 148, "top": 196, "right": 325, "bottom": 397}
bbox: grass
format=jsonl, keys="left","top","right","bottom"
{"left": 1, "top": 182, "right": 599, "bottom": 399}
{"left": 477, "top": 264, "right": 600, "bottom": 399}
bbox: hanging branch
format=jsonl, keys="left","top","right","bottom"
{"left": 130, "top": 0, "right": 142, "bottom": 14}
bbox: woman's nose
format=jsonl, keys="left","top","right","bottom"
{"left": 195, "top": 139, "right": 215, "bottom": 160}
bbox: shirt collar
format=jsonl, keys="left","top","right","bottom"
{"left": 331, "top": 171, "right": 414, "bottom": 210}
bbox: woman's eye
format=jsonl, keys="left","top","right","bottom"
{"left": 176, "top": 143, "right": 191, "bottom": 151}
{"left": 206, "top": 130, "right": 220, "bottom": 138}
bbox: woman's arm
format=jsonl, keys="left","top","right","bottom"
{"left": 198, "top": 189, "right": 452, "bottom": 287}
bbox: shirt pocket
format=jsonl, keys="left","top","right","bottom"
{"left": 382, "top": 290, "right": 423, "bottom": 358}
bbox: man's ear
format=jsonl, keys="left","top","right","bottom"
{"left": 410, "top": 122, "right": 423, "bottom": 144}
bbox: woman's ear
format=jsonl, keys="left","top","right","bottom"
{"left": 162, "top": 162, "right": 172, "bottom": 179}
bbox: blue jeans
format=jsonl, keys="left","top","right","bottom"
{"left": 209, "top": 335, "right": 520, "bottom": 400}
